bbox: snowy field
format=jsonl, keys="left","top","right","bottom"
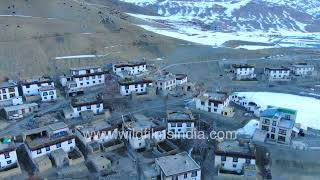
{"left": 235, "top": 92, "right": 320, "bottom": 130}
{"left": 54, "top": 54, "right": 109, "bottom": 60}
{"left": 128, "top": 13, "right": 320, "bottom": 50}
{"left": 237, "top": 119, "right": 260, "bottom": 138}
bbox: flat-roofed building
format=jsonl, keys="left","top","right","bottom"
{"left": 0, "top": 81, "right": 20, "bottom": 103}
{"left": 155, "top": 152, "right": 201, "bottom": 180}
{"left": 23, "top": 122, "right": 75, "bottom": 160}
{"left": 195, "top": 92, "right": 233, "bottom": 116}
{"left": 39, "top": 86, "right": 57, "bottom": 102}
{"left": 264, "top": 67, "right": 291, "bottom": 81}
{"left": 167, "top": 110, "right": 195, "bottom": 139}
{"left": 63, "top": 96, "right": 104, "bottom": 119}
{"left": 21, "top": 76, "right": 54, "bottom": 96}
{"left": 0, "top": 138, "right": 20, "bottom": 174}
{"left": 2, "top": 103, "right": 38, "bottom": 120}
{"left": 290, "top": 63, "right": 315, "bottom": 76}
{"left": 60, "top": 66, "right": 105, "bottom": 96}
{"left": 118, "top": 78, "right": 153, "bottom": 96}
{"left": 214, "top": 140, "right": 256, "bottom": 176}
{"left": 75, "top": 121, "right": 119, "bottom": 153}
{"left": 175, "top": 74, "right": 188, "bottom": 85}
{"left": 154, "top": 72, "right": 176, "bottom": 91}
{"left": 123, "top": 114, "right": 166, "bottom": 150}
{"left": 259, "top": 106, "right": 297, "bottom": 145}
{"left": 231, "top": 64, "right": 256, "bottom": 80}
{"left": 113, "top": 61, "right": 147, "bottom": 76}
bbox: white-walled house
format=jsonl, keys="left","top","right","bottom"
{"left": 259, "top": 107, "right": 297, "bottom": 145}
{"left": 230, "top": 94, "right": 261, "bottom": 116}
{"left": 264, "top": 67, "right": 291, "bottom": 81}
{"left": 290, "top": 63, "right": 315, "bottom": 76}
{"left": 63, "top": 96, "right": 104, "bottom": 119}
{"left": 0, "top": 140, "right": 19, "bottom": 172}
{"left": 0, "top": 81, "right": 20, "bottom": 102}
{"left": 0, "top": 81, "right": 22, "bottom": 107}
{"left": 21, "top": 76, "right": 54, "bottom": 96}
{"left": 39, "top": 86, "right": 57, "bottom": 102}
{"left": 113, "top": 61, "right": 147, "bottom": 76}
{"left": 75, "top": 121, "right": 118, "bottom": 148}
{"left": 195, "top": 92, "right": 232, "bottom": 115}
{"left": 154, "top": 73, "right": 176, "bottom": 91}
{"left": 23, "top": 122, "right": 75, "bottom": 160}
{"left": 123, "top": 114, "right": 166, "bottom": 150}
{"left": 231, "top": 64, "right": 256, "bottom": 80}
{"left": 167, "top": 110, "right": 195, "bottom": 139}
{"left": 60, "top": 66, "right": 105, "bottom": 96}
{"left": 156, "top": 152, "right": 201, "bottom": 180}
{"left": 2, "top": 103, "right": 38, "bottom": 120}
{"left": 175, "top": 74, "right": 188, "bottom": 85}
{"left": 214, "top": 140, "right": 256, "bottom": 176}
{"left": 118, "top": 78, "right": 153, "bottom": 96}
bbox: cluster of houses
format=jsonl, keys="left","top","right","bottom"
{"left": 0, "top": 59, "right": 315, "bottom": 179}
{"left": 113, "top": 61, "right": 190, "bottom": 97}
{"left": 230, "top": 62, "right": 315, "bottom": 81}
{"left": 0, "top": 108, "right": 203, "bottom": 179}
{"left": 0, "top": 76, "right": 57, "bottom": 120}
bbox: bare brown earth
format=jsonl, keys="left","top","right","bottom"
{"left": 0, "top": 0, "right": 184, "bottom": 80}
{"left": 0, "top": 0, "right": 319, "bottom": 82}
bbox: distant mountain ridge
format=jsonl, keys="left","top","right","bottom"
{"left": 118, "top": 0, "right": 320, "bottom": 32}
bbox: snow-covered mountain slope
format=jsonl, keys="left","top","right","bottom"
{"left": 117, "top": 0, "right": 320, "bottom": 49}
{"left": 119, "top": 0, "right": 320, "bottom": 32}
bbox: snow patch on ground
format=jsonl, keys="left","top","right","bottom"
{"left": 237, "top": 119, "right": 260, "bottom": 138}
{"left": 0, "top": 15, "right": 56, "bottom": 19}
{"left": 235, "top": 92, "right": 320, "bottom": 130}
{"left": 54, "top": 54, "right": 108, "bottom": 60}
{"left": 129, "top": 13, "right": 320, "bottom": 50}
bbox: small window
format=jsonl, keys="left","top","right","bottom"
{"left": 77, "top": 107, "right": 81, "bottom": 111}
{"left": 272, "top": 121, "right": 277, "bottom": 126}
{"left": 191, "top": 171, "right": 197, "bottom": 177}
{"left": 56, "top": 143, "right": 61, "bottom": 148}
{"left": 4, "top": 153, "right": 10, "bottom": 159}
{"left": 68, "top": 139, "right": 73, "bottom": 144}
{"left": 7, "top": 160, "right": 12, "bottom": 165}
{"left": 86, "top": 105, "right": 91, "bottom": 110}
{"left": 184, "top": 173, "right": 187, "bottom": 178}
{"left": 221, "top": 156, "right": 226, "bottom": 161}
{"left": 232, "top": 164, "right": 237, "bottom": 168}
{"left": 245, "top": 159, "right": 251, "bottom": 164}
{"left": 97, "top": 104, "right": 101, "bottom": 108}
{"left": 37, "top": 149, "right": 42, "bottom": 154}
{"left": 79, "top": 77, "right": 83, "bottom": 81}
{"left": 46, "top": 146, "right": 50, "bottom": 151}
{"left": 233, "top": 157, "right": 238, "bottom": 162}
